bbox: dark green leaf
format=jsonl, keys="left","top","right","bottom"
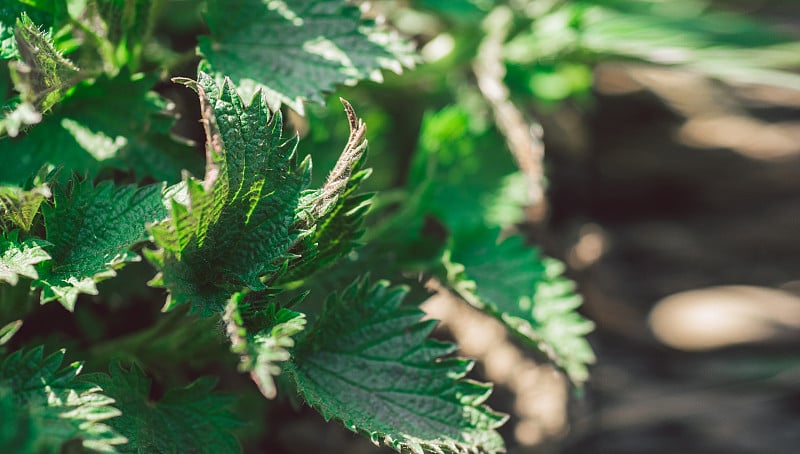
{"left": 199, "top": 0, "right": 415, "bottom": 112}
{"left": 34, "top": 179, "right": 167, "bottom": 310}
{"left": 446, "top": 228, "right": 595, "bottom": 385}
{"left": 83, "top": 362, "right": 241, "bottom": 454}
{"left": 0, "top": 74, "right": 201, "bottom": 185}
{"left": 0, "top": 346, "right": 126, "bottom": 452}
{"left": 287, "top": 278, "right": 507, "bottom": 454}
{"left": 147, "top": 72, "right": 311, "bottom": 314}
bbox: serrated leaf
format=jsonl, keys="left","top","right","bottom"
{"left": 0, "top": 182, "right": 51, "bottom": 232}
{"left": 0, "top": 230, "right": 50, "bottom": 285}
{"left": 1, "top": 3, "right": 55, "bottom": 60}
{"left": 223, "top": 292, "right": 306, "bottom": 399}
{"left": 446, "top": 228, "right": 595, "bottom": 385}
{"left": 286, "top": 278, "right": 507, "bottom": 454}
{"left": 199, "top": 0, "right": 415, "bottom": 112}
{"left": 0, "top": 73, "right": 201, "bottom": 185}
{"left": 0, "top": 13, "right": 80, "bottom": 136}
{"left": 147, "top": 72, "right": 311, "bottom": 314}
{"left": 82, "top": 362, "right": 241, "bottom": 454}
{"left": 33, "top": 179, "right": 167, "bottom": 310}
{"left": 0, "top": 346, "right": 127, "bottom": 452}
{"left": 279, "top": 98, "right": 372, "bottom": 284}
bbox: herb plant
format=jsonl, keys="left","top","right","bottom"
{"left": 2, "top": 0, "right": 796, "bottom": 452}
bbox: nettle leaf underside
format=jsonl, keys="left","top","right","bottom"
{"left": 287, "top": 279, "right": 507, "bottom": 454}
{"left": 224, "top": 292, "right": 307, "bottom": 399}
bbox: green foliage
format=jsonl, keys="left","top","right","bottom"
{"left": 4, "top": 0, "right": 794, "bottom": 451}
{"left": 1, "top": 13, "right": 79, "bottom": 136}
{"left": 82, "top": 362, "right": 241, "bottom": 454}
{"left": 287, "top": 278, "right": 507, "bottom": 454}
{"left": 34, "top": 179, "right": 167, "bottom": 310}
{"left": 1, "top": 73, "right": 199, "bottom": 184}
{"left": 445, "top": 228, "right": 595, "bottom": 384}
{"left": 146, "top": 72, "right": 313, "bottom": 313}
{"left": 0, "top": 346, "right": 126, "bottom": 453}
{"left": 199, "top": 0, "right": 415, "bottom": 112}
{"left": 223, "top": 293, "right": 306, "bottom": 399}
{"left": 0, "top": 230, "right": 50, "bottom": 286}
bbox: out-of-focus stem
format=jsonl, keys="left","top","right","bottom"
{"left": 473, "top": 6, "right": 547, "bottom": 222}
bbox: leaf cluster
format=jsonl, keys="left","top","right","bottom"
{"left": 2, "top": 0, "right": 795, "bottom": 452}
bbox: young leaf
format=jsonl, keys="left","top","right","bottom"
{"left": 0, "top": 230, "right": 50, "bottom": 285}
{"left": 223, "top": 292, "right": 306, "bottom": 399}
{"left": 0, "top": 346, "right": 126, "bottom": 452}
{"left": 0, "top": 182, "right": 51, "bottom": 232}
{"left": 279, "top": 98, "right": 372, "bottom": 284}
{"left": 0, "top": 3, "right": 54, "bottom": 60}
{"left": 199, "top": 0, "right": 415, "bottom": 112}
{"left": 34, "top": 179, "right": 167, "bottom": 310}
{"left": 82, "top": 362, "right": 241, "bottom": 454}
{"left": 286, "top": 278, "right": 507, "bottom": 454}
{"left": 147, "top": 72, "right": 311, "bottom": 313}
{"left": 1, "top": 13, "right": 81, "bottom": 136}
{"left": 445, "top": 228, "right": 596, "bottom": 385}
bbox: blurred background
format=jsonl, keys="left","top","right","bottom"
{"left": 250, "top": 0, "right": 800, "bottom": 452}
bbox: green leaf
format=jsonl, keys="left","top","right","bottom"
{"left": 0, "top": 3, "right": 54, "bottom": 60}
{"left": 0, "top": 181, "right": 51, "bottom": 232}
{"left": 33, "top": 179, "right": 167, "bottom": 310}
{"left": 279, "top": 99, "right": 372, "bottom": 284}
{"left": 223, "top": 292, "right": 306, "bottom": 399}
{"left": 0, "top": 346, "right": 126, "bottom": 453}
{"left": 409, "top": 105, "right": 527, "bottom": 231}
{"left": 82, "top": 362, "right": 241, "bottom": 454}
{"left": 0, "top": 230, "right": 50, "bottom": 285}
{"left": 0, "top": 73, "right": 201, "bottom": 185}
{"left": 147, "top": 72, "right": 311, "bottom": 314}
{"left": 0, "top": 320, "right": 21, "bottom": 346}
{"left": 445, "top": 228, "right": 596, "bottom": 385}
{"left": 286, "top": 278, "right": 507, "bottom": 454}
{"left": 1, "top": 13, "right": 80, "bottom": 136}
{"left": 67, "top": 0, "right": 158, "bottom": 72}
{"left": 199, "top": 0, "right": 415, "bottom": 112}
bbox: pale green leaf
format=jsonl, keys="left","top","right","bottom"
{"left": 34, "top": 179, "right": 167, "bottom": 310}
{"left": 199, "top": 0, "right": 415, "bottom": 112}
{"left": 287, "top": 278, "right": 507, "bottom": 454}
{"left": 223, "top": 292, "right": 306, "bottom": 399}
{"left": 0, "top": 182, "right": 51, "bottom": 232}
{"left": 0, "top": 230, "right": 50, "bottom": 285}
{"left": 82, "top": 362, "right": 241, "bottom": 454}
{"left": 409, "top": 105, "right": 526, "bottom": 231}
{"left": 0, "top": 346, "right": 127, "bottom": 453}
{"left": 0, "top": 320, "right": 21, "bottom": 346}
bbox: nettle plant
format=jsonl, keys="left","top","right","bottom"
{"left": 0, "top": 1, "right": 596, "bottom": 453}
